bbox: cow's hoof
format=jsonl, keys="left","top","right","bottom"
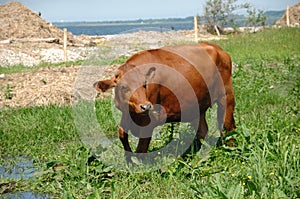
{"left": 226, "top": 137, "right": 236, "bottom": 147}
{"left": 217, "top": 137, "right": 236, "bottom": 147}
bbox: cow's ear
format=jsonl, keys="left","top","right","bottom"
{"left": 145, "top": 67, "right": 156, "bottom": 80}
{"left": 93, "top": 79, "right": 116, "bottom": 92}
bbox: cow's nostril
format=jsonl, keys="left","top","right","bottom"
{"left": 140, "top": 103, "right": 152, "bottom": 112}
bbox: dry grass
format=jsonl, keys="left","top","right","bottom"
{"left": 0, "top": 66, "right": 78, "bottom": 108}
{"left": 0, "top": 64, "right": 119, "bottom": 108}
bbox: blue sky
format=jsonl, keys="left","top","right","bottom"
{"left": 1, "top": 0, "right": 298, "bottom": 22}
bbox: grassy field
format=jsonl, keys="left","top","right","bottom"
{"left": 0, "top": 28, "right": 299, "bottom": 198}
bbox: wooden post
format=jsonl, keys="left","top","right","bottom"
{"left": 63, "top": 28, "right": 67, "bottom": 62}
{"left": 286, "top": 5, "right": 290, "bottom": 27}
{"left": 194, "top": 16, "right": 198, "bottom": 42}
{"left": 214, "top": 25, "right": 221, "bottom": 36}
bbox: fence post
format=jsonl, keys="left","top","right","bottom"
{"left": 194, "top": 16, "right": 198, "bottom": 42}
{"left": 286, "top": 5, "right": 290, "bottom": 27}
{"left": 63, "top": 28, "right": 68, "bottom": 63}
{"left": 214, "top": 25, "right": 221, "bottom": 36}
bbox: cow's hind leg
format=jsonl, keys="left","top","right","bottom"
{"left": 217, "top": 96, "right": 226, "bottom": 137}
{"left": 224, "top": 86, "right": 236, "bottom": 133}
{"left": 217, "top": 83, "right": 236, "bottom": 132}
{"left": 217, "top": 89, "right": 236, "bottom": 146}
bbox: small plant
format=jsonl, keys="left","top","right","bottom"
{"left": 5, "top": 84, "right": 13, "bottom": 99}
{"left": 245, "top": 6, "right": 267, "bottom": 31}
{"left": 111, "top": 55, "right": 129, "bottom": 65}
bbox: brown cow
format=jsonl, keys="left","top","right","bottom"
{"left": 94, "top": 42, "right": 236, "bottom": 162}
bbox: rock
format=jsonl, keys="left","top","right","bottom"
{"left": 0, "top": 40, "right": 11, "bottom": 44}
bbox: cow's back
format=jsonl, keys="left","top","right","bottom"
{"left": 124, "top": 44, "right": 226, "bottom": 121}
{"left": 126, "top": 44, "right": 220, "bottom": 89}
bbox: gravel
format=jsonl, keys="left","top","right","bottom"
{"left": 0, "top": 49, "right": 39, "bottom": 67}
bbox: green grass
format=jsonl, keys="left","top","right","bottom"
{"left": 1, "top": 28, "right": 300, "bottom": 198}
{"left": 0, "top": 60, "right": 84, "bottom": 74}
{"left": 0, "top": 54, "right": 128, "bottom": 75}
{"left": 211, "top": 27, "right": 300, "bottom": 63}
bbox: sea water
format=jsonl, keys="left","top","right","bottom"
{"left": 54, "top": 21, "right": 194, "bottom": 36}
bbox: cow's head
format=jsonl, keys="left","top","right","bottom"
{"left": 94, "top": 64, "right": 156, "bottom": 115}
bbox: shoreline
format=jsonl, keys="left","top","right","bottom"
{"left": 0, "top": 25, "right": 282, "bottom": 68}
{"left": 0, "top": 29, "right": 209, "bottom": 68}
{"left": 54, "top": 20, "right": 193, "bottom": 27}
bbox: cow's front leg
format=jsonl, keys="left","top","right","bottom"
{"left": 135, "top": 137, "right": 152, "bottom": 162}
{"left": 136, "top": 137, "right": 152, "bottom": 153}
{"left": 119, "top": 127, "right": 132, "bottom": 162}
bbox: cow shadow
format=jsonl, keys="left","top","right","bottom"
{"left": 134, "top": 122, "right": 212, "bottom": 164}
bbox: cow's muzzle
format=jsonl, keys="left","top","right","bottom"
{"left": 140, "top": 103, "right": 152, "bottom": 113}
